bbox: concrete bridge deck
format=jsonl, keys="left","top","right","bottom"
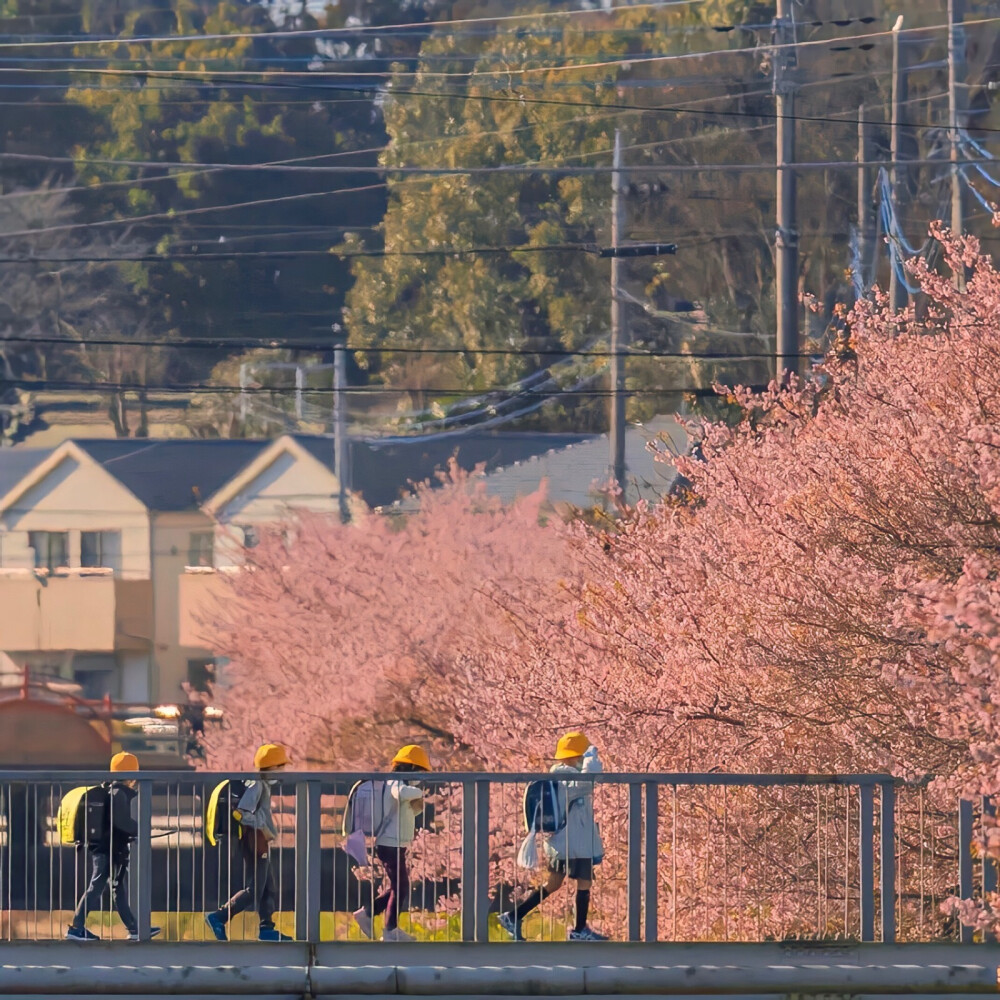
{"left": 2, "top": 941, "right": 999, "bottom": 997}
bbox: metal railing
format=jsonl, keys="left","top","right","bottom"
{"left": 0, "top": 771, "right": 989, "bottom": 944}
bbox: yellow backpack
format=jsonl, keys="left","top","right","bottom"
{"left": 57, "top": 785, "right": 109, "bottom": 846}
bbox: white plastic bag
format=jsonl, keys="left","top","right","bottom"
{"left": 516, "top": 831, "right": 539, "bottom": 869}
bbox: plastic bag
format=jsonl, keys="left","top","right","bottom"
{"left": 516, "top": 831, "right": 539, "bottom": 869}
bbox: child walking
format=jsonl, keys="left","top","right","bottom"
{"left": 205, "top": 743, "right": 292, "bottom": 942}
{"left": 66, "top": 752, "right": 161, "bottom": 941}
{"left": 499, "top": 732, "right": 608, "bottom": 942}
{"left": 352, "top": 744, "right": 430, "bottom": 942}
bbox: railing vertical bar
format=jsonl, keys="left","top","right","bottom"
{"left": 461, "top": 780, "right": 475, "bottom": 942}
{"left": 628, "top": 781, "right": 642, "bottom": 942}
{"left": 859, "top": 782, "right": 875, "bottom": 942}
{"left": 474, "top": 780, "right": 490, "bottom": 943}
{"left": 880, "top": 780, "right": 896, "bottom": 944}
{"left": 959, "top": 798, "right": 974, "bottom": 944}
{"left": 644, "top": 781, "right": 658, "bottom": 942}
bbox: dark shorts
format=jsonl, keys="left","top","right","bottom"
{"left": 549, "top": 857, "right": 594, "bottom": 880}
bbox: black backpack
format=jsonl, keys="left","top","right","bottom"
{"left": 522, "top": 780, "right": 568, "bottom": 834}
{"left": 205, "top": 779, "right": 248, "bottom": 847}
{"left": 58, "top": 785, "right": 110, "bottom": 847}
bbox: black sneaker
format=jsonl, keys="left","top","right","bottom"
{"left": 65, "top": 926, "right": 99, "bottom": 941}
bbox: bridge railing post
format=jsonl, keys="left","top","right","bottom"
{"left": 132, "top": 777, "right": 154, "bottom": 942}
{"left": 644, "top": 781, "right": 659, "bottom": 942}
{"left": 959, "top": 797, "right": 974, "bottom": 944}
{"left": 461, "top": 780, "right": 476, "bottom": 942}
{"left": 627, "top": 781, "right": 642, "bottom": 942}
{"left": 880, "top": 779, "right": 896, "bottom": 944}
{"left": 294, "top": 778, "right": 322, "bottom": 943}
{"left": 859, "top": 782, "right": 875, "bottom": 941}
{"left": 475, "top": 779, "right": 491, "bottom": 943}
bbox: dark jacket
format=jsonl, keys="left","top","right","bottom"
{"left": 101, "top": 781, "right": 138, "bottom": 858}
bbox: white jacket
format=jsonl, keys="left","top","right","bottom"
{"left": 543, "top": 751, "right": 603, "bottom": 863}
{"left": 374, "top": 779, "right": 424, "bottom": 849}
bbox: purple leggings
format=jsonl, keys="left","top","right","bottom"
{"left": 372, "top": 845, "right": 409, "bottom": 931}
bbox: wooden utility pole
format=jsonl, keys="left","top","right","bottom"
{"left": 774, "top": 0, "right": 798, "bottom": 381}
{"left": 948, "top": 0, "right": 966, "bottom": 288}
{"left": 889, "top": 16, "right": 909, "bottom": 309}
{"left": 610, "top": 129, "right": 627, "bottom": 490}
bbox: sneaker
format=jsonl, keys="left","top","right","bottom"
{"left": 353, "top": 907, "right": 373, "bottom": 939}
{"left": 498, "top": 912, "right": 525, "bottom": 941}
{"left": 127, "top": 927, "right": 162, "bottom": 941}
{"left": 258, "top": 927, "right": 293, "bottom": 942}
{"left": 381, "top": 926, "right": 415, "bottom": 942}
{"left": 65, "top": 926, "right": 99, "bottom": 941}
{"left": 568, "top": 926, "right": 609, "bottom": 941}
{"left": 205, "top": 912, "right": 228, "bottom": 941}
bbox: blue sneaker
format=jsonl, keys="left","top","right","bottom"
{"left": 258, "top": 927, "right": 293, "bottom": 942}
{"left": 205, "top": 912, "right": 228, "bottom": 941}
{"left": 65, "top": 926, "right": 99, "bottom": 941}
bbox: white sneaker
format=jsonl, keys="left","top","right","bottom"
{"left": 381, "top": 926, "right": 415, "bottom": 942}
{"left": 568, "top": 925, "right": 608, "bottom": 941}
{"left": 353, "top": 908, "right": 373, "bottom": 939}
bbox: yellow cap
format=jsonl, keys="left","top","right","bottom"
{"left": 554, "top": 732, "right": 590, "bottom": 760}
{"left": 110, "top": 751, "right": 139, "bottom": 772}
{"left": 392, "top": 744, "right": 431, "bottom": 771}
{"left": 254, "top": 743, "right": 290, "bottom": 770}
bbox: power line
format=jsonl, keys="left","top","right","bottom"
{"left": 0, "top": 1, "right": 725, "bottom": 49}
{"left": 0, "top": 337, "right": 782, "bottom": 357}
{"left": 4, "top": 16, "right": 992, "bottom": 83}
{"left": 0, "top": 380, "right": 770, "bottom": 396}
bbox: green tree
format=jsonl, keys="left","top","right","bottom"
{"left": 346, "top": 0, "right": 998, "bottom": 425}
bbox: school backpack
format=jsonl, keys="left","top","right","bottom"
{"left": 204, "top": 779, "right": 248, "bottom": 847}
{"left": 58, "top": 785, "right": 110, "bottom": 847}
{"left": 341, "top": 780, "right": 388, "bottom": 838}
{"left": 522, "top": 779, "right": 568, "bottom": 834}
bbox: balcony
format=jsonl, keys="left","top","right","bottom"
{"left": 0, "top": 571, "right": 152, "bottom": 651}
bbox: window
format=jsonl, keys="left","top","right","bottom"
{"left": 28, "top": 531, "right": 68, "bottom": 572}
{"left": 187, "top": 531, "right": 214, "bottom": 568}
{"left": 81, "top": 530, "right": 121, "bottom": 570}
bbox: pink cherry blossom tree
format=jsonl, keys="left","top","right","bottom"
{"left": 201, "top": 222, "right": 1000, "bottom": 940}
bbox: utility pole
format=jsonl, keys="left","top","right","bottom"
{"left": 609, "top": 129, "right": 627, "bottom": 490}
{"left": 889, "top": 16, "right": 909, "bottom": 309}
{"left": 948, "top": 0, "right": 967, "bottom": 288}
{"left": 857, "top": 103, "right": 875, "bottom": 299}
{"left": 774, "top": 0, "right": 798, "bottom": 382}
{"left": 332, "top": 343, "right": 349, "bottom": 521}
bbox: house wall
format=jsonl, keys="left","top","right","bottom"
{"left": 0, "top": 452, "right": 151, "bottom": 578}
{"left": 150, "top": 510, "right": 217, "bottom": 700}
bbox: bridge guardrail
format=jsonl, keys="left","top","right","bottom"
{"left": 0, "top": 771, "right": 989, "bottom": 945}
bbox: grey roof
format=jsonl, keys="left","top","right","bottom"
{"left": 295, "top": 430, "right": 592, "bottom": 509}
{"left": 0, "top": 448, "right": 53, "bottom": 499}
{"left": 480, "top": 416, "right": 688, "bottom": 509}
{"left": 74, "top": 439, "right": 270, "bottom": 511}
